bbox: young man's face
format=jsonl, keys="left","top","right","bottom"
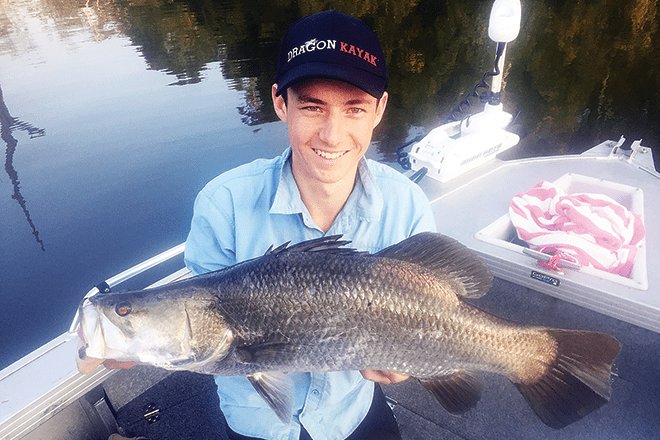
{"left": 272, "top": 79, "right": 388, "bottom": 188}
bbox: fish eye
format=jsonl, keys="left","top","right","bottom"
{"left": 115, "top": 301, "right": 132, "bottom": 316}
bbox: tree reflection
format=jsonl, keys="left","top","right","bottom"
{"left": 4, "top": 0, "right": 659, "bottom": 167}
{"left": 507, "top": 0, "right": 660, "bottom": 159}
{"left": 0, "top": 86, "right": 47, "bottom": 252}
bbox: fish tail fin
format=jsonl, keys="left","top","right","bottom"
{"left": 514, "top": 330, "right": 621, "bottom": 429}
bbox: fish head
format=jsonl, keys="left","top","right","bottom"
{"left": 78, "top": 287, "right": 233, "bottom": 370}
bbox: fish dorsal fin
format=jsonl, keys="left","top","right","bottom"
{"left": 264, "top": 235, "right": 365, "bottom": 257}
{"left": 375, "top": 232, "right": 492, "bottom": 299}
{"left": 418, "top": 370, "right": 482, "bottom": 414}
{"left": 419, "top": 370, "right": 483, "bottom": 414}
{"left": 247, "top": 372, "right": 294, "bottom": 424}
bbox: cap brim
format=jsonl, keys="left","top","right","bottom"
{"left": 276, "top": 62, "right": 387, "bottom": 99}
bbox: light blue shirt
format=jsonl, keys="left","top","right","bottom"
{"left": 184, "top": 148, "right": 435, "bottom": 440}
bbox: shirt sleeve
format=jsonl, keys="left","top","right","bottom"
{"left": 410, "top": 188, "right": 437, "bottom": 235}
{"left": 184, "top": 186, "right": 237, "bottom": 275}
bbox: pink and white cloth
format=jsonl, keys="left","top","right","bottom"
{"left": 510, "top": 180, "right": 646, "bottom": 277}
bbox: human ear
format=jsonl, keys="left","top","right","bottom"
{"left": 372, "top": 91, "right": 388, "bottom": 128}
{"left": 272, "top": 84, "right": 288, "bottom": 123}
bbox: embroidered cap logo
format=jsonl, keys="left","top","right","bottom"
{"left": 288, "top": 39, "right": 337, "bottom": 62}
{"left": 339, "top": 41, "right": 378, "bottom": 67}
{"left": 288, "top": 38, "right": 378, "bottom": 68}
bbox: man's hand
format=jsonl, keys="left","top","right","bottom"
{"left": 360, "top": 370, "right": 409, "bottom": 384}
{"left": 76, "top": 327, "right": 137, "bottom": 374}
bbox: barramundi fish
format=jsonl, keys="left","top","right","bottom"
{"left": 78, "top": 232, "right": 621, "bottom": 429}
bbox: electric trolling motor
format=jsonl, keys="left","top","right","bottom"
{"left": 408, "top": 0, "right": 522, "bottom": 182}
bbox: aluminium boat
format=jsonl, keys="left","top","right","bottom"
{"left": 2, "top": 135, "right": 658, "bottom": 439}
{"left": 2, "top": 1, "right": 659, "bottom": 438}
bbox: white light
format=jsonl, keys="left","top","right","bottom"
{"left": 488, "top": 0, "right": 522, "bottom": 43}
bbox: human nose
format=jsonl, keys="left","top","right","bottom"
{"left": 318, "top": 110, "right": 345, "bottom": 147}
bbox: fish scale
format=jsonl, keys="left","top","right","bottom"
{"left": 80, "top": 232, "right": 621, "bottom": 429}
{"left": 209, "top": 250, "right": 525, "bottom": 379}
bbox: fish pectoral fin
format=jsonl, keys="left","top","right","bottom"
{"left": 247, "top": 372, "right": 294, "bottom": 424}
{"left": 236, "top": 342, "right": 292, "bottom": 363}
{"left": 418, "top": 370, "right": 483, "bottom": 414}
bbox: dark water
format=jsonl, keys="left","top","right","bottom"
{"left": 1, "top": 0, "right": 659, "bottom": 370}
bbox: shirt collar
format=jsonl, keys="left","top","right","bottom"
{"left": 270, "top": 148, "right": 383, "bottom": 224}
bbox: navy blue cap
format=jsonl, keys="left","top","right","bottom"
{"left": 275, "top": 10, "right": 389, "bottom": 99}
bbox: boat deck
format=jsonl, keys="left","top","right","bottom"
{"left": 418, "top": 139, "right": 660, "bottom": 335}
{"left": 3, "top": 141, "right": 659, "bottom": 440}
{"left": 80, "top": 278, "right": 659, "bottom": 440}
{"left": 386, "top": 278, "right": 660, "bottom": 440}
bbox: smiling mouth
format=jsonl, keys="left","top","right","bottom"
{"left": 313, "top": 149, "right": 348, "bottom": 159}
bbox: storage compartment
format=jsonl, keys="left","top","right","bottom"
{"left": 475, "top": 173, "right": 648, "bottom": 290}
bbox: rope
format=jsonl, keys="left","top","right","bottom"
{"left": 537, "top": 252, "right": 578, "bottom": 271}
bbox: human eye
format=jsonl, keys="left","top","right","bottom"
{"left": 345, "top": 99, "right": 372, "bottom": 116}
{"left": 346, "top": 107, "right": 368, "bottom": 117}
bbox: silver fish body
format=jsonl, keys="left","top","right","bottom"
{"left": 79, "top": 232, "right": 621, "bottom": 429}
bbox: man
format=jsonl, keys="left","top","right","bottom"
{"left": 78, "top": 9, "right": 435, "bottom": 440}
{"left": 185, "top": 10, "right": 435, "bottom": 440}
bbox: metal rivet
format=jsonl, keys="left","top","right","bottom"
{"left": 143, "top": 403, "right": 160, "bottom": 424}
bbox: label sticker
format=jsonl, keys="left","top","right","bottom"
{"left": 531, "top": 270, "right": 560, "bottom": 287}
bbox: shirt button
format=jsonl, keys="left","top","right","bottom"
{"left": 311, "top": 389, "right": 320, "bottom": 396}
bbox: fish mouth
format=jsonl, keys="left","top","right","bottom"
{"left": 79, "top": 297, "right": 133, "bottom": 360}
{"left": 313, "top": 148, "right": 348, "bottom": 160}
{"left": 79, "top": 298, "right": 106, "bottom": 359}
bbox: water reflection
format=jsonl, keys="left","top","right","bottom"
{"left": 140, "top": 0, "right": 660, "bottom": 164}
{"left": 84, "top": 0, "right": 105, "bottom": 41}
{"left": 0, "top": 86, "right": 46, "bottom": 252}
{"left": 103, "top": 0, "right": 284, "bottom": 123}
{"left": 3, "top": 0, "right": 658, "bottom": 167}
